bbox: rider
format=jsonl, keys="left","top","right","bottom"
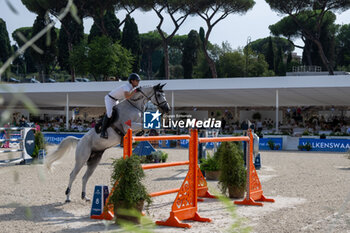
{"left": 100, "top": 73, "right": 141, "bottom": 139}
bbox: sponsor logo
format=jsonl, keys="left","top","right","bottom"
{"left": 26, "top": 140, "right": 34, "bottom": 146}
{"left": 143, "top": 112, "right": 221, "bottom": 129}
{"left": 143, "top": 110, "right": 162, "bottom": 129}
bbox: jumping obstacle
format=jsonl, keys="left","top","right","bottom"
{"left": 92, "top": 128, "right": 274, "bottom": 227}
{"left": 0, "top": 127, "right": 35, "bottom": 165}
{"left": 92, "top": 129, "right": 215, "bottom": 228}
{"left": 199, "top": 128, "right": 274, "bottom": 206}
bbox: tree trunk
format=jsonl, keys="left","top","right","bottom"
{"left": 147, "top": 53, "right": 152, "bottom": 79}
{"left": 313, "top": 39, "right": 334, "bottom": 75}
{"left": 163, "top": 41, "right": 170, "bottom": 79}
{"left": 68, "top": 42, "right": 75, "bottom": 82}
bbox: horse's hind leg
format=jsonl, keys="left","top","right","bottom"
{"left": 81, "top": 151, "right": 103, "bottom": 202}
{"left": 65, "top": 147, "right": 91, "bottom": 203}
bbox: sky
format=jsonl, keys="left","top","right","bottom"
{"left": 1, "top": 0, "right": 350, "bottom": 56}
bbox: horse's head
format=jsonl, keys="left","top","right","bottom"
{"left": 130, "top": 83, "right": 170, "bottom": 114}
{"left": 151, "top": 83, "right": 170, "bottom": 114}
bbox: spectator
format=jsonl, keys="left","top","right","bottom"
{"left": 35, "top": 122, "right": 41, "bottom": 132}
{"left": 19, "top": 116, "right": 28, "bottom": 127}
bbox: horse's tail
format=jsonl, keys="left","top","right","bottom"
{"left": 45, "top": 136, "right": 80, "bottom": 171}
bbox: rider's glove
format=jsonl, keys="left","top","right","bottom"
{"left": 135, "top": 87, "right": 141, "bottom": 92}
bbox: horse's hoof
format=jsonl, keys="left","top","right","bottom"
{"left": 65, "top": 199, "right": 71, "bottom": 203}
{"left": 81, "top": 192, "right": 90, "bottom": 202}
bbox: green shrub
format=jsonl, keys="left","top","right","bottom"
{"left": 109, "top": 155, "right": 151, "bottom": 209}
{"left": 160, "top": 151, "right": 168, "bottom": 162}
{"left": 200, "top": 154, "right": 220, "bottom": 171}
{"left": 32, "top": 131, "right": 46, "bottom": 158}
{"left": 150, "top": 150, "right": 162, "bottom": 162}
{"left": 304, "top": 142, "right": 312, "bottom": 151}
{"left": 218, "top": 142, "right": 246, "bottom": 194}
{"left": 267, "top": 140, "right": 275, "bottom": 150}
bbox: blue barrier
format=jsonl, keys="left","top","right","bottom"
{"left": 133, "top": 141, "right": 156, "bottom": 156}
{"left": 259, "top": 138, "right": 283, "bottom": 150}
{"left": 299, "top": 138, "right": 350, "bottom": 152}
{"left": 43, "top": 132, "right": 84, "bottom": 144}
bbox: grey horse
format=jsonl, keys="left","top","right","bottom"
{"left": 45, "top": 84, "right": 170, "bottom": 202}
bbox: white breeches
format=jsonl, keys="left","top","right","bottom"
{"left": 104, "top": 95, "right": 118, "bottom": 118}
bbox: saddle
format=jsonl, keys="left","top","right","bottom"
{"left": 95, "top": 107, "right": 124, "bottom": 137}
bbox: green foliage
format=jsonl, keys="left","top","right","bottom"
{"left": 88, "top": 9, "right": 121, "bottom": 43}
{"left": 12, "top": 27, "right": 36, "bottom": 73}
{"left": 109, "top": 155, "right": 151, "bottom": 209}
{"left": 160, "top": 151, "right": 168, "bottom": 162}
{"left": 140, "top": 31, "right": 162, "bottom": 77}
{"left": 218, "top": 142, "right": 246, "bottom": 194}
{"left": 268, "top": 140, "right": 275, "bottom": 150}
{"left": 30, "top": 13, "right": 58, "bottom": 77}
{"left": 70, "top": 36, "right": 133, "bottom": 80}
{"left": 121, "top": 15, "right": 141, "bottom": 73}
{"left": 182, "top": 30, "right": 200, "bottom": 79}
{"left": 266, "top": 37, "right": 274, "bottom": 71}
{"left": 58, "top": 14, "right": 84, "bottom": 73}
{"left": 69, "top": 39, "right": 89, "bottom": 76}
{"left": 217, "top": 47, "right": 272, "bottom": 78}
{"left": 0, "top": 18, "right": 12, "bottom": 63}
{"left": 32, "top": 131, "right": 46, "bottom": 158}
{"left": 298, "top": 142, "right": 312, "bottom": 151}
{"left": 266, "top": 1, "right": 342, "bottom": 72}
{"left": 192, "top": 50, "right": 212, "bottom": 78}
{"left": 335, "top": 24, "right": 350, "bottom": 68}
{"left": 200, "top": 154, "right": 220, "bottom": 171}
{"left": 275, "top": 46, "right": 286, "bottom": 76}
{"left": 190, "top": 0, "right": 256, "bottom": 78}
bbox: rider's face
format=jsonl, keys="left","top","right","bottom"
{"left": 131, "top": 80, "right": 140, "bottom": 87}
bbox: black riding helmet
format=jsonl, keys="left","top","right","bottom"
{"left": 128, "top": 73, "right": 141, "bottom": 83}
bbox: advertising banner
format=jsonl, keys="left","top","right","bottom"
{"left": 299, "top": 138, "right": 350, "bottom": 152}
{"left": 259, "top": 138, "right": 283, "bottom": 150}
{"left": 43, "top": 133, "right": 84, "bottom": 144}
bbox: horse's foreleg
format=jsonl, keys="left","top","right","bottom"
{"left": 81, "top": 151, "right": 103, "bottom": 202}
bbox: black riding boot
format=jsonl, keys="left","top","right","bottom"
{"left": 119, "top": 133, "right": 125, "bottom": 147}
{"left": 100, "top": 116, "right": 110, "bottom": 139}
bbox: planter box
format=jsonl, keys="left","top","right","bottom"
{"left": 205, "top": 170, "right": 221, "bottom": 180}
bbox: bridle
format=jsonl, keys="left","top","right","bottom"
{"left": 127, "top": 88, "right": 167, "bottom": 112}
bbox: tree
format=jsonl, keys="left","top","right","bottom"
{"left": 335, "top": 24, "right": 350, "bottom": 70}
{"left": 182, "top": 30, "right": 200, "bottom": 79}
{"left": 249, "top": 36, "right": 294, "bottom": 74}
{"left": 266, "top": 37, "right": 275, "bottom": 71}
{"left": 30, "top": 13, "right": 58, "bottom": 81}
{"left": 189, "top": 0, "right": 255, "bottom": 78}
{"left": 269, "top": 11, "right": 337, "bottom": 69}
{"left": 169, "top": 34, "right": 187, "bottom": 66}
{"left": 140, "top": 0, "right": 190, "bottom": 79}
{"left": 58, "top": 14, "right": 84, "bottom": 79}
{"left": 217, "top": 47, "right": 273, "bottom": 78}
{"left": 12, "top": 27, "right": 36, "bottom": 74}
{"left": 140, "top": 31, "right": 162, "bottom": 78}
{"left": 121, "top": 15, "right": 141, "bottom": 73}
{"left": 265, "top": 0, "right": 350, "bottom": 75}
{"left": 70, "top": 36, "right": 133, "bottom": 81}
{"left": 275, "top": 46, "right": 286, "bottom": 76}
{"left": 0, "top": 18, "right": 12, "bottom": 64}
{"left": 88, "top": 9, "right": 121, "bottom": 43}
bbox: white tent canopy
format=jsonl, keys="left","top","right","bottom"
{"left": 1, "top": 75, "right": 350, "bottom": 108}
